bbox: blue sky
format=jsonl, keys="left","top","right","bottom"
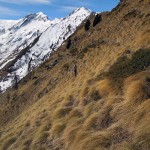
{"left": 0, "top": 0, "right": 120, "bottom": 20}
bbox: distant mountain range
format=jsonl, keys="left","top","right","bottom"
{"left": 0, "top": 7, "right": 91, "bottom": 92}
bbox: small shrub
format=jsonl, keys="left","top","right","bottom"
{"left": 34, "top": 78, "right": 40, "bottom": 85}
{"left": 25, "top": 120, "right": 30, "bottom": 127}
{"left": 66, "top": 38, "right": 71, "bottom": 49}
{"left": 87, "top": 41, "right": 97, "bottom": 48}
{"left": 93, "top": 14, "right": 102, "bottom": 27}
{"left": 90, "top": 90, "right": 101, "bottom": 101}
{"left": 0, "top": 131, "right": 3, "bottom": 138}
{"left": 78, "top": 47, "right": 89, "bottom": 59}
{"left": 2, "top": 137, "right": 16, "bottom": 150}
{"left": 124, "top": 10, "right": 137, "bottom": 19}
{"left": 146, "top": 77, "right": 150, "bottom": 83}
{"left": 38, "top": 87, "right": 48, "bottom": 98}
{"left": 106, "top": 49, "right": 150, "bottom": 80}
{"left": 85, "top": 19, "right": 91, "bottom": 31}
{"left": 63, "top": 63, "right": 70, "bottom": 72}
{"left": 70, "top": 46, "right": 77, "bottom": 56}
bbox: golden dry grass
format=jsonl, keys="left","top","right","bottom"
{"left": 0, "top": 0, "right": 150, "bottom": 149}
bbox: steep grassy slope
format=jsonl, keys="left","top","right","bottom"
{"left": 0, "top": 0, "right": 150, "bottom": 149}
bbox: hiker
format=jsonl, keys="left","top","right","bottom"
{"left": 73, "top": 64, "right": 77, "bottom": 77}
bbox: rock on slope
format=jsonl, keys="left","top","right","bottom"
{"left": 0, "top": 7, "right": 91, "bottom": 92}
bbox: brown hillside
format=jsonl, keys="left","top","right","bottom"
{"left": 0, "top": 0, "right": 150, "bottom": 149}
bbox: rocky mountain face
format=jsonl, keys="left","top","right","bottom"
{"left": 0, "top": 7, "right": 91, "bottom": 92}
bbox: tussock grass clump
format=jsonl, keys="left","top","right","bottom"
{"left": 51, "top": 120, "right": 66, "bottom": 137}
{"left": 63, "top": 126, "right": 79, "bottom": 147}
{"left": 36, "top": 132, "right": 49, "bottom": 143}
{"left": 132, "top": 123, "right": 150, "bottom": 150}
{"left": 53, "top": 107, "right": 72, "bottom": 119}
{"left": 23, "top": 138, "right": 32, "bottom": 150}
{"left": 96, "top": 79, "right": 118, "bottom": 97}
{"left": 135, "top": 30, "right": 150, "bottom": 47}
{"left": 31, "top": 120, "right": 51, "bottom": 149}
{"left": 67, "top": 108, "right": 82, "bottom": 119}
{"left": 79, "top": 97, "right": 91, "bottom": 106}
{"left": 63, "top": 117, "right": 83, "bottom": 146}
{"left": 74, "top": 132, "right": 111, "bottom": 150}
{"left": 1, "top": 136, "right": 16, "bottom": 150}
{"left": 83, "top": 102, "right": 96, "bottom": 117}
{"left": 63, "top": 95, "right": 75, "bottom": 107}
{"left": 83, "top": 109, "right": 113, "bottom": 131}
{"left": 83, "top": 112, "right": 99, "bottom": 130}
{"left": 40, "top": 121, "right": 51, "bottom": 132}
{"left": 124, "top": 77, "right": 150, "bottom": 103}
{"left": 31, "top": 131, "right": 49, "bottom": 149}
{"left": 109, "top": 126, "right": 131, "bottom": 145}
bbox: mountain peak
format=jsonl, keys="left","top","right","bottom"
{"left": 23, "top": 12, "right": 49, "bottom": 22}
{"left": 68, "top": 7, "right": 91, "bottom": 18}
{"left": 13, "top": 12, "right": 49, "bottom": 29}
{"left": 75, "top": 7, "right": 91, "bottom": 13}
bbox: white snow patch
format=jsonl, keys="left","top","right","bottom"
{"left": 0, "top": 7, "right": 91, "bottom": 92}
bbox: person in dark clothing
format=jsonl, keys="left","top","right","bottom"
{"left": 73, "top": 64, "right": 77, "bottom": 77}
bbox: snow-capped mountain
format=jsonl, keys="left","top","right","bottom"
{"left": 0, "top": 7, "right": 91, "bottom": 92}
{"left": 0, "top": 12, "right": 51, "bottom": 70}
